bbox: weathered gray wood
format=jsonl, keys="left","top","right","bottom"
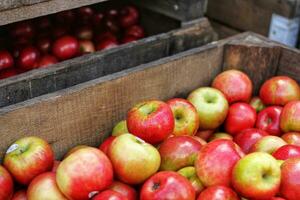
{"left": 210, "top": 20, "right": 241, "bottom": 39}
{"left": 0, "top": 0, "right": 49, "bottom": 11}
{"left": 277, "top": 47, "right": 300, "bottom": 83}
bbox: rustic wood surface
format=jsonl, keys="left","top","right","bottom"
{"left": 0, "top": 0, "right": 49, "bottom": 11}
{"left": 210, "top": 20, "right": 241, "bottom": 39}
{"left": 277, "top": 47, "right": 300, "bottom": 82}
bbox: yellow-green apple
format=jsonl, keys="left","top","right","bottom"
{"left": 140, "top": 171, "right": 195, "bottom": 200}
{"left": 127, "top": 100, "right": 174, "bottom": 144}
{"left": 99, "top": 136, "right": 116, "bottom": 155}
{"left": 234, "top": 128, "right": 269, "bottom": 153}
{"left": 195, "top": 129, "right": 214, "bottom": 141}
{"left": 0, "top": 165, "right": 14, "bottom": 200}
{"left": 51, "top": 160, "right": 61, "bottom": 173}
{"left": 259, "top": 76, "right": 300, "bottom": 106}
{"left": 109, "top": 181, "right": 137, "bottom": 200}
{"left": 27, "top": 172, "right": 67, "bottom": 200}
{"left": 225, "top": 103, "right": 256, "bottom": 135}
{"left": 250, "top": 136, "right": 287, "bottom": 154}
{"left": 209, "top": 132, "right": 233, "bottom": 141}
{"left": 280, "top": 157, "right": 300, "bottom": 200}
{"left": 188, "top": 87, "right": 229, "bottom": 130}
{"left": 282, "top": 132, "right": 300, "bottom": 146}
{"left": 56, "top": 147, "right": 113, "bottom": 200}
{"left": 272, "top": 145, "right": 300, "bottom": 160}
{"left": 112, "top": 120, "right": 128, "bottom": 136}
{"left": 92, "top": 190, "right": 126, "bottom": 200}
{"left": 232, "top": 152, "right": 281, "bottom": 199}
{"left": 4, "top": 136, "right": 54, "bottom": 185}
{"left": 178, "top": 166, "right": 204, "bottom": 195}
{"left": 256, "top": 106, "right": 282, "bottom": 136}
{"left": 159, "top": 135, "right": 202, "bottom": 171}
{"left": 108, "top": 133, "right": 160, "bottom": 184}
{"left": 12, "top": 190, "right": 27, "bottom": 200}
{"left": 63, "top": 145, "right": 89, "bottom": 158}
{"left": 250, "top": 96, "right": 266, "bottom": 112}
{"left": 197, "top": 185, "right": 240, "bottom": 200}
{"left": 212, "top": 69, "right": 253, "bottom": 104}
{"left": 280, "top": 101, "right": 300, "bottom": 132}
{"left": 166, "top": 98, "right": 200, "bottom": 136}
{"left": 195, "top": 139, "right": 244, "bottom": 187}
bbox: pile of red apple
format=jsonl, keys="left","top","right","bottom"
{"left": 1, "top": 70, "right": 300, "bottom": 200}
{"left": 0, "top": 5, "right": 145, "bottom": 80}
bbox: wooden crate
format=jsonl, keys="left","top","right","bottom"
{"left": 210, "top": 20, "right": 241, "bottom": 39}
{"left": 0, "top": 32, "right": 298, "bottom": 161}
{"left": 206, "top": 0, "right": 300, "bottom": 36}
{"left": 0, "top": 16, "right": 216, "bottom": 108}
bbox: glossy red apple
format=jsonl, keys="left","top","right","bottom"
{"left": 79, "top": 40, "right": 95, "bottom": 54}
{"left": 52, "top": 36, "right": 79, "bottom": 60}
{"left": 52, "top": 26, "right": 69, "bottom": 39}
{"left": 76, "top": 26, "right": 93, "bottom": 40}
{"left": 93, "top": 190, "right": 125, "bottom": 200}
{"left": 0, "top": 50, "right": 14, "bottom": 70}
{"left": 36, "top": 17, "right": 51, "bottom": 31}
{"left": 140, "top": 171, "right": 195, "bottom": 200}
{"left": 121, "top": 36, "right": 137, "bottom": 44}
{"left": 63, "top": 145, "right": 89, "bottom": 159}
{"left": 272, "top": 145, "right": 300, "bottom": 160}
{"left": 17, "top": 46, "right": 40, "bottom": 70}
{"left": 12, "top": 190, "right": 27, "bottom": 200}
{"left": 93, "top": 12, "right": 105, "bottom": 28}
{"left": 256, "top": 106, "right": 282, "bottom": 136}
{"left": 250, "top": 96, "right": 266, "bottom": 112}
{"left": 106, "top": 9, "right": 119, "bottom": 19}
{"left": 250, "top": 135, "right": 287, "bottom": 154}
{"left": 195, "top": 130, "right": 214, "bottom": 141}
{"left": 119, "top": 6, "right": 139, "bottom": 28}
{"left": 10, "top": 21, "right": 35, "bottom": 39}
{"left": 104, "top": 19, "right": 120, "bottom": 33}
{"left": 36, "top": 37, "right": 52, "bottom": 54}
{"left": 282, "top": 132, "right": 300, "bottom": 146}
{"left": 56, "top": 147, "right": 113, "bottom": 200}
{"left": 109, "top": 181, "right": 137, "bottom": 200}
{"left": 51, "top": 160, "right": 60, "bottom": 173}
{"left": 127, "top": 100, "right": 174, "bottom": 144}
{"left": 280, "top": 158, "right": 300, "bottom": 200}
{"left": 77, "top": 7, "right": 94, "bottom": 24}
{"left": 167, "top": 98, "right": 200, "bottom": 136}
{"left": 55, "top": 10, "right": 75, "bottom": 25}
{"left": 260, "top": 76, "right": 300, "bottom": 106}
{"left": 94, "top": 31, "right": 118, "bottom": 44}
{"left": 212, "top": 69, "right": 252, "bottom": 104}
{"left": 280, "top": 101, "right": 300, "bottom": 132}
{"left": 96, "top": 39, "right": 118, "bottom": 51}
{"left": 27, "top": 172, "right": 67, "bottom": 200}
{"left": 125, "top": 25, "right": 145, "bottom": 39}
{"left": 197, "top": 185, "right": 240, "bottom": 200}
{"left": 0, "top": 68, "right": 18, "bottom": 79}
{"left": 225, "top": 103, "right": 257, "bottom": 135}
{"left": 0, "top": 165, "right": 14, "bottom": 200}
{"left": 38, "top": 55, "right": 58, "bottom": 68}
{"left": 195, "top": 139, "right": 244, "bottom": 187}
{"left": 4, "top": 136, "right": 54, "bottom": 185}
{"left": 159, "top": 136, "right": 202, "bottom": 171}
{"left": 99, "top": 136, "right": 116, "bottom": 155}
{"left": 234, "top": 128, "right": 269, "bottom": 153}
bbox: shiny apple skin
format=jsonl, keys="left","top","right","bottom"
{"left": 197, "top": 185, "right": 240, "bottom": 200}
{"left": 63, "top": 145, "right": 89, "bottom": 159}
{"left": 282, "top": 132, "right": 300, "bottom": 146}
{"left": 195, "top": 139, "right": 244, "bottom": 187}
{"left": 195, "top": 129, "right": 214, "bottom": 141}
{"left": 177, "top": 166, "right": 204, "bottom": 195}
{"left": 109, "top": 181, "right": 137, "bottom": 200}
{"left": 99, "top": 136, "right": 116, "bottom": 155}
{"left": 140, "top": 171, "right": 195, "bottom": 200}
{"left": 11, "top": 190, "right": 27, "bottom": 200}
{"left": 280, "top": 101, "right": 300, "bottom": 132}
{"left": 51, "top": 160, "right": 60, "bottom": 173}
{"left": 112, "top": 120, "right": 129, "bottom": 136}
{"left": 250, "top": 136, "right": 287, "bottom": 154}
{"left": 272, "top": 145, "right": 300, "bottom": 160}
{"left": 0, "top": 165, "right": 14, "bottom": 200}
{"left": 92, "top": 190, "right": 126, "bottom": 200}
{"left": 256, "top": 106, "right": 282, "bottom": 136}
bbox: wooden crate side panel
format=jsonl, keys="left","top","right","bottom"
{"left": 0, "top": 0, "right": 49, "bottom": 11}
{"left": 0, "top": 45, "right": 224, "bottom": 161}
{"left": 210, "top": 21, "right": 241, "bottom": 39}
{"left": 277, "top": 48, "right": 300, "bottom": 83}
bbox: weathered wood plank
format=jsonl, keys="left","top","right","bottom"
{"left": 210, "top": 20, "right": 241, "bottom": 39}
{"left": 0, "top": 0, "right": 49, "bottom": 11}
{"left": 277, "top": 47, "right": 300, "bottom": 83}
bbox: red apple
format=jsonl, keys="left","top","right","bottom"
{"left": 106, "top": 9, "right": 119, "bottom": 19}
{"left": 96, "top": 39, "right": 118, "bottom": 51}
{"left": 10, "top": 21, "right": 35, "bottom": 39}
{"left": 212, "top": 69, "right": 253, "bottom": 104}
{"left": 0, "top": 165, "right": 14, "bottom": 200}
{"left": 280, "top": 101, "right": 300, "bottom": 132}
{"left": 195, "top": 129, "right": 214, "bottom": 141}
{"left": 250, "top": 96, "right": 266, "bottom": 112}
{"left": 17, "top": 46, "right": 40, "bottom": 70}
{"left": 79, "top": 40, "right": 95, "bottom": 54}
{"left": 250, "top": 135, "right": 287, "bottom": 154}
{"left": 104, "top": 19, "right": 120, "bottom": 33}
{"left": 119, "top": 6, "right": 139, "bottom": 28}
{"left": 27, "top": 172, "right": 67, "bottom": 200}
{"left": 52, "top": 25, "right": 69, "bottom": 39}
{"left": 232, "top": 152, "right": 281, "bottom": 200}
{"left": 166, "top": 98, "right": 200, "bottom": 136}
{"left": 56, "top": 147, "right": 113, "bottom": 200}
{"left": 77, "top": 7, "right": 94, "bottom": 24}
{"left": 112, "top": 120, "right": 129, "bottom": 136}
{"left": 209, "top": 132, "right": 233, "bottom": 141}
{"left": 159, "top": 136, "right": 202, "bottom": 171}
{"left": 0, "top": 50, "right": 14, "bottom": 70}
{"left": 197, "top": 185, "right": 240, "bottom": 200}
{"left": 4, "top": 136, "right": 54, "bottom": 185}
{"left": 178, "top": 166, "right": 204, "bottom": 195}
{"left": 93, "top": 190, "right": 125, "bottom": 200}
{"left": 52, "top": 36, "right": 79, "bottom": 60}
{"left": 51, "top": 160, "right": 61, "bottom": 173}
{"left": 280, "top": 158, "right": 300, "bottom": 200}
{"left": 282, "top": 132, "right": 300, "bottom": 146}
{"left": 260, "top": 76, "right": 300, "bottom": 106}
{"left": 225, "top": 103, "right": 257, "bottom": 136}
{"left": 125, "top": 25, "right": 145, "bottom": 39}
{"left": 93, "top": 12, "right": 105, "bottom": 28}
{"left": 121, "top": 36, "right": 137, "bottom": 44}
{"left": 272, "top": 145, "right": 300, "bottom": 160}
{"left": 127, "top": 100, "right": 174, "bottom": 144}
{"left": 109, "top": 181, "right": 137, "bottom": 200}
{"left": 63, "top": 145, "right": 89, "bottom": 158}
{"left": 234, "top": 128, "right": 269, "bottom": 153}
{"left": 55, "top": 10, "right": 75, "bottom": 25}
{"left": 38, "top": 55, "right": 58, "bottom": 68}
{"left": 99, "top": 136, "right": 116, "bottom": 155}
{"left": 256, "top": 106, "right": 283, "bottom": 136}
{"left": 0, "top": 68, "right": 18, "bottom": 79}
{"left": 12, "top": 190, "right": 27, "bottom": 200}
{"left": 35, "top": 17, "right": 52, "bottom": 31}
{"left": 108, "top": 134, "right": 160, "bottom": 184}
{"left": 191, "top": 136, "right": 207, "bottom": 145}
{"left": 195, "top": 139, "right": 244, "bottom": 187}
{"left": 36, "top": 37, "right": 52, "bottom": 54}
{"left": 76, "top": 26, "right": 93, "bottom": 40}
{"left": 140, "top": 171, "right": 195, "bottom": 200}
{"left": 94, "top": 31, "right": 118, "bottom": 44}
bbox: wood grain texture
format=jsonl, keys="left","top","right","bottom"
{"left": 207, "top": 0, "right": 300, "bottom": 36}
{"left": 210, "top": 20, "right": 241, "bottom": 39}
{"left": 277, "top": 47, "right": 300, "bottom": 83}
{"left": 0, "top": 0, "right": 49, "bottom": 11}
{"left": 0, "top": 43, "right": 224, "bottom": 161}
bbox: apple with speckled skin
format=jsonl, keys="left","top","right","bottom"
{"left": 108, "top": 133, "right": 160, "bottom": 185}
{"left": 256, "top": 106, "right": 282, "bottom": 136}
{"left": 195, "top": 139, "right": 244, "bottom": 187}
{"left": 140, "top": 171, "right": 195, "bottom": 200}
{"left": 250, "top": 136, "right": 287, "bottom": 154}
{"left": 280, "top": 101, "right": 300, "bottom": 132}
{"left": 232, "top": 152, "right": 281, "bottom": 200}
{"left": 0, "top": 165, "right": 14, "bottom": 200}
{"left": 159, "top": 136, "right": 202, "bottom": 171}
{"left": 4, "top": 136, "right": 54, "bottom": 185}
{"left": 127, "top": 100, "right": 174, "bottom": 144}
{"left": 188, "top": 87, "right": 229, "bottom": 130}
{"left": 282, "top": 132, "right": 300, "bottom": 146}
{"left": 56, "top": 147, "right": 113, "bottom": 200}
{"left": 167, "top": 98, "right": 200, "bottom": 136}
{"left": 178, "top": 166, "right": 204, "bottom": 195}
{"left": 272, "top": 145, "right": 300, "bottom": 160}
{"left": 197, "top": 185, "right": 240, "bottom": 200}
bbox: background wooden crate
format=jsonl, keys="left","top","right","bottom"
{"left": 0, "top": 32, "right": 298, "bottom": 161}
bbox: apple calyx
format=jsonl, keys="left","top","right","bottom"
{"left": 152, "top": 182, "right": 160, "bottom": 191}
{"left": 138, "top": 103, "right": 158, "bottom": 116}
